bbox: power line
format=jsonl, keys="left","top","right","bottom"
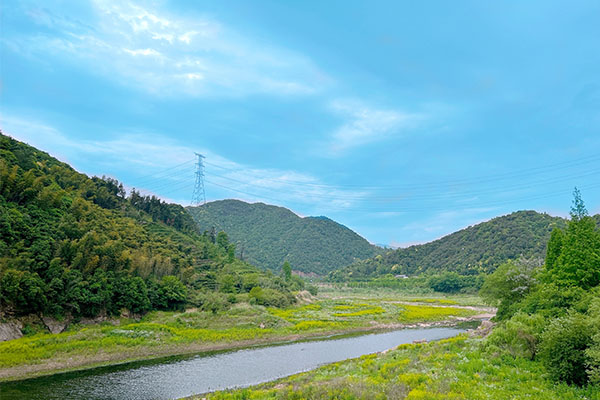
{"left": 202, "top": 164, "right": 600, "bottom": 202}
{"left": 203, "top": 154, "right": 600, "bottom": 191}
{"left": 132, "top": 160, "right": 195, "bottom": 187}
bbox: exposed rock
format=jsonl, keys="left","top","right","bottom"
{"left": 42, "top": 315, "right": 71, "bottom": 334}
{"left": 470, "top": 319, "right": 495, "bottom": 338}
{"left": 0, "top": 321, "right": 23, "bottom": 342}
{"left": 119, "top": 308, "right": 142, "bottom": 321}
{"left": 413, "top": 338, "right": 427, "bottom": 344}
{"left": 296, "top": 290, "right": 315, "bottom": 304}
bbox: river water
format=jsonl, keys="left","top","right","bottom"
{"left": 0, "top": 327, "right": 465, "bottom": 400}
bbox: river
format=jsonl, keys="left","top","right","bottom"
{"left": 0, "top": 326, "right": 465, "bottom": 399}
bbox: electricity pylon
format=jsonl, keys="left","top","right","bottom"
{"left": 191, "top": 153, "right": 206, "bottom": 206}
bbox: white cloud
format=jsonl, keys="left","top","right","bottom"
{"left": 390, "top": 206, "right": 500, "bottom": 246}
{"left": 123, "top": 48, "right": 162, "bottom": 57}
{"left": 0, "top": 115, "right": 366, "bottom": 212}
{"left": 326, "top": 99, "right": 422, "bottom": 155}
{"left": 9, "top": 0, "right": 328, "bottom": 97}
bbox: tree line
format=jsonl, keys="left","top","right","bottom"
{"left": 0, "top": 133, "right": 301, "bottom": 319}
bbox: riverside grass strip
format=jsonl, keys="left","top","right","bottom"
{"left": 0, "top": 298, "right": 480, "bottom": 373}
{"left": 201, "top": 335, "right": 599, "bottom": 400}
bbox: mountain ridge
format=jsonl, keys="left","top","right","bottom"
{"left": 330, "top": 210, "right": 573, "bottom": 280}
{"left": 187, "top": 199, "right": 381, "bottom": 275}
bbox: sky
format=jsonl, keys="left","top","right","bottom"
{"left": 1, "top": 0, "right": 600, "bottom": 247}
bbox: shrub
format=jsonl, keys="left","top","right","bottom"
{"left": 517, "top": 283, "right": 585, "bottom": 319}
{"left": 539, "top": 312, "right": 594, "bottom": 385}
{"left": 585, "top": 296, "right": 600, "bottom": 384}
{"left": 428, "top": 272, "right": 462, "bottom": 293}
{"left": 149, "top": 276, "right": 187, "bottom": 311}
{"left": 249, "top": 286, "right": 295, "bottom": 308}
{"left": 484, "top": 312, "right": 546, "bottom": 359}
{"left": 479, "top": 260, "right": 539, "bottom": 320}
{"left": 191, "top": 292, "right": 230, "bottom": 314}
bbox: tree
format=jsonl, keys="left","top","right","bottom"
{"left": 571, "top": 187, "right": 588, "bottom": 221}
{"left": 216, "top": 231, "right": 230, "bottom": 249}
{"left": 480, "top": 260, "right": 539, "bottom": 319}
{"left": 282, "top": 261, "right": 292, "bottom": 282}
{"left": 428, "top": 271, "right": 463, "bottom": 293}
{"left": 546, "top": 189, "right": 600, "bottom": 289}
{"left": 150, "top": 276, "right": 187, "bottom": 311}
{"left": 114, "top": 275, "right": 151, "bottom": 314}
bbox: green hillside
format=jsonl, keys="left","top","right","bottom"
{"left": 331, "top": 210, "right": 568, "bottom": 280}
{"left": 0, "top": 133, "right": 298, "bottom": 318}
{"left": 187, "top": 200, "right": 381, "bottom": 275}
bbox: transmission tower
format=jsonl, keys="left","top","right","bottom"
{"left": 191, "top": 153, "right": 206, "bottom": 206}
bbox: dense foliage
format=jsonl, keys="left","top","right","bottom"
{"left": 0, "top": 133, "right": 297, "bottom": 318}
{"left": 481, "top": 190, "right": 600, "bottom": 386}
{"left": 187, "top": 200, "right": 381, "bottom": 275}
{"left": 331, "top": 210, "right": 566, "bottom": 281}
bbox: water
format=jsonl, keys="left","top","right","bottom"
{"left": 0, "top": 327, "right": 464, "bottom": 400}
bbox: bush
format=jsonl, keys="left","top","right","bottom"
{"left": 539, "top": 312, "right": 595, "bottom": 385}
{"left": 585, "top": 296, "right": 600, "bottom": 384}
{"left": 428, "top": 272, "right": 462, "bottom": 293}
{"left": 248, "top": 286, "right": 295, "bottom": 308}
{"left": 191, "top": 291, "right": 230, "bottom": 314}
{"left": 484, "top": 312, "right": 546, "bottom": 359}
{"left": 517, "top": 283, "right": 585, "bottom": 319}
{"left": 307, "top": 284, "right": 318, "bottom": 296}
{"left": 0, "top": 269, "right": 48, "bottom": 315}
{"left": 149, "top": 276, "right": 187, "bottom": 311}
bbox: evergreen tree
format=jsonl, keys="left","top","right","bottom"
{"left": 546, "top": 188, "right": 600, "bottom": 289}
{"left": 282, "top": 261, "right": 292, "bottom": 282}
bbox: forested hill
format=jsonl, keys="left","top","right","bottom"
{"left": 0, "top": 133, "right": 298, "bottom": 318}
{"left": 330, "top": 210, "right": 569, "bottom": 280}
{"left": 187, "top": 200, "right": 381, "bottom": 275}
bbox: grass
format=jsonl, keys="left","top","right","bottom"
{"left": 0, "top": 292, "right": 484, "bottom": 380}
{"left": 397, "top": 304, "right": 477, "bottom": 323}
{"left": 199, "top": 335, "right": 600, "bottom": 400}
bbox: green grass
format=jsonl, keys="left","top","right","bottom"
{"left": 397, "top": 304, "right": 478, "bottom": 323}
{"left": 0, "top": 293, "right": 483, "bottom": 376}
{"left": 200, "top": 335, "right": 600, "bottom": 400}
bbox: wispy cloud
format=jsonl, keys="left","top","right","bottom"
{"left": 390, "top": 206, "right": 500, "bottom": 247}
{"left": 325, "top": 99, "right": 422, "bottom": 155}
{"left": 7, "top": 0, "right": 329, "bottom": 97}
{"left": 0, "top": 115, "right": 367, "bottom": 211}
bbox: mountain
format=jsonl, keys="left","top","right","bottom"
{"left": 330, "top": 210, "right": 568, "bottom": 280}
{"left": 0, "top": 133, "right": 297, "bottom": 318}
{"left": 187, "top": 200, "right": 381, "bottom": 275}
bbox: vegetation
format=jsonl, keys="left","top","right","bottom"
{"left": 340, "top": 272, "right": 484, "bottom": 295}
{"left": 480, "top": 189, "right": 600, "bottom": 386}
{"left": 186, "top": 191, "right": 600, "bottom": 399}
{"left": 187, "top": 200, "right": 381, "bottom": 275}
{"left": 0, "top": 133, "right": 297, "bottom": 319}
{"left": 331, "top": 210, "right": 566, "bottom": 280}
{"left": 199, "top": 335, "right": 598, "bottom": 400}
{"left": 0, "top": 293, "right": 481, "bottom": 380}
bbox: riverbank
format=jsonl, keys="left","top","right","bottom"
{"left": 1, "top": 327, "right": 468, "bottom": 399}
{"left": 196, "top": 334, "right": 600, "bottom": 400}
{"left": 0, "top": 293, "right": 489, "bottom": 382}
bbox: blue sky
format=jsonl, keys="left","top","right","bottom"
{"left": 2, "top": 0, "right": 600, "bottom": 247}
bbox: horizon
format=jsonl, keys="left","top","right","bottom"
{"left": 2, "top": 1, "right": 599, "bottom": 247}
